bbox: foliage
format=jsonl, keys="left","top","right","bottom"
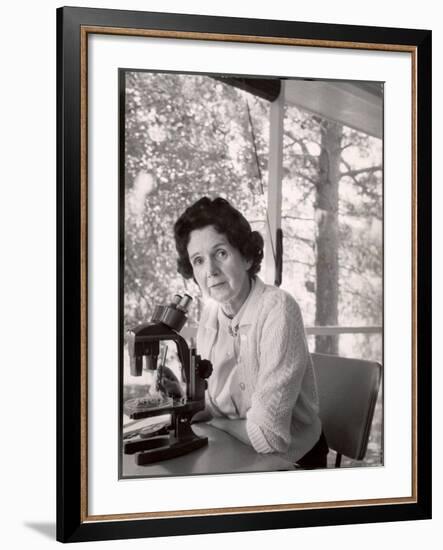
{"left": 280, "top": 106, "right": 382, "bottom": 360}
{"left": 124, "top": 72, "right": 269, "bottom": 332}
{"left": 123, "top": 72, "right": 382, "bottom": 362}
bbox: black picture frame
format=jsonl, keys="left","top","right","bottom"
{"left": 57, "top": 6, "right": 432, "bottom": 543}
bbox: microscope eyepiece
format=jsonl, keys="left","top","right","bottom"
{"left": 177, "top": 294, "right": 192, "bottom": 312}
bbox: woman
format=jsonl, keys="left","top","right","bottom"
{"left": 173, "top": 196, "right": 328, "bottom": 468}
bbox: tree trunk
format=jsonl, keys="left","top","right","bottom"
{"left": 315, "top": 121, "right": 342, "bottom": 355}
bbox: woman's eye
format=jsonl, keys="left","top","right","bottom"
{"left": 192, "top": 257, "right": 203, "bottom": 266}
{"left": 216, "top": 249, "right": 227, "bottom": 259}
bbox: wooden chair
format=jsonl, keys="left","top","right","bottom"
{"left": 311, "top": 352, "right": 382, "bottom": 468}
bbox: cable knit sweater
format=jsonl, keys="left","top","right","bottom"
{"left": 196, "top": 277, "right": 322, "bottom": 462}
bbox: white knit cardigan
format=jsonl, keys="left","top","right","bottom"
{"left": 196, "top": 277, "right": 322, "bottom": 461}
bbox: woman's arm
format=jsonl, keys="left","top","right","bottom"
{"left": 208, "top": 418, "right": 251, "bottom": 446}
{"left": 246, "top": 292, "right": 310, "bottom": 454}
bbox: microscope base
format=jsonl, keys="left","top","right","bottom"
{"left": 129, "top": 435, "right": 208, "bottom": 465}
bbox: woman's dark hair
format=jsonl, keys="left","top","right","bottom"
{"left": 174, "top": 197, "right": 264, "bottom": 279}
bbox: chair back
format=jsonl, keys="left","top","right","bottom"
{"left": 311, "top": 353, "right": 382, "bottom": 462}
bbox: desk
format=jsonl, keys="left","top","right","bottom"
{"left": 122, "top": 423, "right": 294, "bottom": 478}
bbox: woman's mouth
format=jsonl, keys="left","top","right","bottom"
{"left": 210, "top": 282, "right": 226, "bottom": 290}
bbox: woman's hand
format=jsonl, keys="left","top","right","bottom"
{"left": 191, "top": 408, "right": 213, "bottom": 424}
{"left": 157, "top": 366, "right": 184, "bottom": 398}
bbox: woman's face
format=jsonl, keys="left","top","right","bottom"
{"left": 187, "top": 225, "right": 252, "bottom": 315}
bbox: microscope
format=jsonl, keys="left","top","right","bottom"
{"left": 123, "top": 294, "right": 213, "bottom": 465}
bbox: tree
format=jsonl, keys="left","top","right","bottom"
{"left": 123, "top": 72, "right": 269, "bottom": 331}
{"left": 123, "top": 72, "right": 383, "bottom": 362}
{"left": 314, "top": 120, "right": 342, "bottom": 354}
{"left": 281, "top": 106, "right": 382, "bottom": 360}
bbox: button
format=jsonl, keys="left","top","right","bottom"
{"left": 239, "top": 382, "right": 246, "bottom": 391}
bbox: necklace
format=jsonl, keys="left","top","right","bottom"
{"left": 220, "top": 278, "right": 252, "bottom": 320}
{"left": 220, "top": 308, "right": 234, "bottom": 320}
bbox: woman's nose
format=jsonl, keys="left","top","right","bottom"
{"left": 207, "top": 257, "right": 219, "bottom": 277}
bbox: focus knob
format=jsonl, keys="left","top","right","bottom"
{"left": 196, "top": 357, "right": 213, "bottom": 379}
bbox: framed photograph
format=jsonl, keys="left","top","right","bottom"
{"left": 57, "top": 6, "right": 431, "bottom": 543}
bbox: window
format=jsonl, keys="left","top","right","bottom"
{"left": 123, "top": 73, "right": 383, "bottom": 365}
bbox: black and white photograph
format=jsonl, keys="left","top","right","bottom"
{"left": 119, "top": 71, "right": 384, "bottom": 479}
